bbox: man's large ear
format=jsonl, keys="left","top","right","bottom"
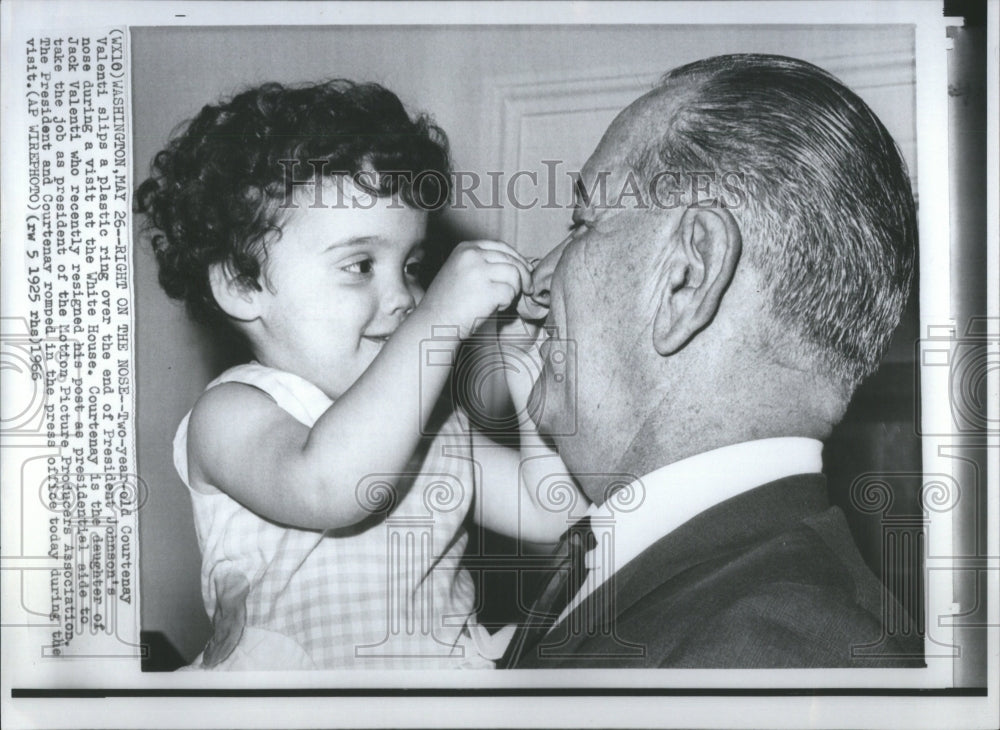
{"left": 652, "top": 206, "right": 742, "bottom": 356}
{"left": 208, "top": 262, "right": 263, "bottom": 322}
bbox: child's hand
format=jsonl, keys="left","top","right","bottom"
{"left": 420, "top": 241, "right": 532, "bottom": 338}
{"left": 515, "top": 295, "right": 550, "bottom": 322}
{"left": 515, "top": 252, "right": 555, "bottom": 322}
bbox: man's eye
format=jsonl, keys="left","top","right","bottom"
{"left": 567, "top": 220, "right": 591, "bottom": 233}
{"left": 342, "top": 258, "right": 374, "bottom": 275}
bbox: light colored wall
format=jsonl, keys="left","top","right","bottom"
{"left": 132, "top": 24, "right": 915, "bottom": 662}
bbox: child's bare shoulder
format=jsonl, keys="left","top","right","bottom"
{"left": 187, "top": 381, "right": 306, "bottom": 486}
{"left": 190, "top": 380, "right": 278, "bottom": 425}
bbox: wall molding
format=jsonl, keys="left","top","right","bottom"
{"left": 488, "top": 47, "right": 917, "bottom": 243}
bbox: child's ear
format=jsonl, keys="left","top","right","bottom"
{"left": 208, "top": 262, "right": 263, "bottom": 322}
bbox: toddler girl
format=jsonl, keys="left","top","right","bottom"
{"left": 137, "top": 80, "right": 566, "bottom": 670}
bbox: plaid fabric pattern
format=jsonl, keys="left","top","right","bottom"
{"left": 175, "top": 363, "right": 480, "bottom": 669}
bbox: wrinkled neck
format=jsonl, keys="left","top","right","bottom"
{"left": 606, "top": 360, "right": 844, "bottom": 494}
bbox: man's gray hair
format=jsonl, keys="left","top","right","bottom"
{"left": 633, "top": 54, "right": 917, "bottom": 392}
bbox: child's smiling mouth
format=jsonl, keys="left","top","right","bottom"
{"left": 362, "top": 334, "right": 392, "bottom": 347}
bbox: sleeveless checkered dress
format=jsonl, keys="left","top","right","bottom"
{"left": 174, "top": 363, "right": 485, "bottom": 669}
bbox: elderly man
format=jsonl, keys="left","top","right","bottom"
{"left": 501, "top": 54, "right": 922, "bottom": 668}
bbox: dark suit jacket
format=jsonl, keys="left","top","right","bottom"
{"left": 513, "top": 474, "right": 924, "bottom": 668}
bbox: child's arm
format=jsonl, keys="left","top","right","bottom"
{"left": 470, "top": 317, "right": 584, "bottom": 543}
{"left": 470, "top": 419, "right": 577, "bottom": 544}
{"left": 187, "top": 241, "right": 532, "bottom": 531}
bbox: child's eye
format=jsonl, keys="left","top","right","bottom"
{"left": 342, "top": 258, "right": 374, "bottom": 275}
{"left": 404, "top": 259, "right": 423, "bottom": 279}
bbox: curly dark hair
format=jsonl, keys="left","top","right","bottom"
{"left": 135, "top": 79, "right": 452, "bottom": 324}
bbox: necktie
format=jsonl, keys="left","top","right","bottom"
{"left": 498, "top": 516, "right": 596, "bottom": 668}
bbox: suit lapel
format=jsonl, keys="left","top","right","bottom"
{"left": 531, "top": 474, "right": 829, "bottom": 663}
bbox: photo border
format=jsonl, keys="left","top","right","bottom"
{"left": 2, "top": 2, "right": 996, "bottom": 728}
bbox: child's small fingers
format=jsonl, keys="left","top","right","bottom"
{"left": 468, "top": 240, "right": 532, "bottom": 268}
{"left": 487, "top": 264, "right": 530, "bottom": 308}
{"left": 477, "top": 243, "right": 536, "bottom": 291}
{"left": 490, "top": 280, "right": 519, "bottom": 310}
{"left": 516, "top": 296, "right": 550, "bottom": 322}
{"left": 481, "top": 251, "right": 532, "bottom": 293}
{"left": 487, "top": 260, "right": 526, "bottom": 293}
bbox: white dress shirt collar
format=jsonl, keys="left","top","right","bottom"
{"left": 556, "top": 437, "right": 823, "bottom": 626}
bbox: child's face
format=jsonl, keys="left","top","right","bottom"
{"left": 249, "top": 178, "right": 428, "bottom": 398}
